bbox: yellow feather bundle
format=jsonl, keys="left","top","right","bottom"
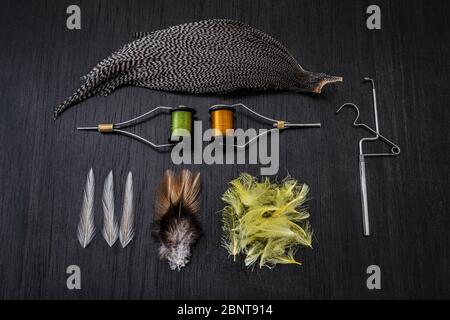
{"left": 221, "top": 173, "right": 313, "bottom": 268}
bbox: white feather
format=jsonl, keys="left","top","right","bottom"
{"left": 77, "top": 168, "right": 96, "bottom": 248}
{"left": 102, "top": 171, "right": 118, "bottom": 246}
{"left": 119, "top": 172, "right": 134, "bottom": 248}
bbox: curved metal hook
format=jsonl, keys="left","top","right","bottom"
{"left": 336, "top": 103, "right": 363, "bottom": 126}
{"left": 336, "top": 103, "right": 400, "bottom": 156}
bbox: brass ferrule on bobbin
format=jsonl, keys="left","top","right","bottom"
{"left": 275, "top": 121, "right": 286, "bottom": 129}
{"left": 97, "top": 123, "right": 114, "bottom": 133}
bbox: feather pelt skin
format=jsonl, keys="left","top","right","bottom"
{"left": 77, "top": 168, "right": 96, "bottom": 248}
{"left": 102, "top": 171, "right": 119, "bottom": 247}
{"left": 53, "top": 19, "right": 342, "bottom": 119}
{"left": 153, "top": 170, "right": 202, "bottom": 271}
{"left": 119, "top": 172, "right": 134, "bottom": 248}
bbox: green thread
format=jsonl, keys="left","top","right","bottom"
{"left": 170, "top": 109, "right": 192, "bottom": 140}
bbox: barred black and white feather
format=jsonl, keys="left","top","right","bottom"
{"left": 77, "top": 168, "right": 96, "bottom": 248}
{"left": 119, "top": 172, "right": 134, "bottom": 248}
{"left": 102, "top": 171, "right": 118, "bottom": 247}
{"left": 153, "top": 170, "right": 201, "bottom": 271}
{"left": 53, "top": 19, "right": 342, "bottom": 119}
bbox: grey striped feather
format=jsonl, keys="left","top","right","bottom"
{"left": 54, "top": 19, "right": 342, "bottom": 119}
{"left": 102, "top": 171, "right": 118, "bottom": 247}
{"left": 119, "top": 172, "right": 134, "bottom": 248}
{"left": 77, "top": 168, "right": 96, "bottom": 248}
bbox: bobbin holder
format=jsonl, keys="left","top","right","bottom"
{"left": 336, "top": 78, "right": 400, "bottom": 236}
{"left": 77, "top": 106, "right": 176, "bottom": 149}
{"left": 209, "top": 103, "right": 322, "bottom": 148}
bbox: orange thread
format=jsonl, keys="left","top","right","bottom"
{"left": 210, "top": 109, "right": 235, "bottom": 137}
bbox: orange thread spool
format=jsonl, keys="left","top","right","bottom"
{"left": 209, "top": 106, "right": 236, "bottom": 137}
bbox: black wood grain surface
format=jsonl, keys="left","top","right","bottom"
{"left": 0, "top": 0, "right": 448, "bottom": 299}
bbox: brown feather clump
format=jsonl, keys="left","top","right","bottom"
{"left": 153, "top": 169, "right": 202, "bottom": 271}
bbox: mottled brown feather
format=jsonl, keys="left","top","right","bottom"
{"left": 179, "top": 169, "right": 201, "bottom": 216}
{"left": 153, "top": 169, "right": 202, "bottom": 270}
{"left": 154, "top": 169, "right": 201, "bottom": 219}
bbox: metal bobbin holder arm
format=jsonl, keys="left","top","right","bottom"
{"left": 226, "top": 103, "right": 322, "bottom": 129}
{"left": 208, "top": 103, "right": 322, "bottom": 148}
{"left": 77, "top": 105, "right": 194, "bottom": 149}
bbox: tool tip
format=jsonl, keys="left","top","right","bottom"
{"left": 77, "top": 126, "right": 96, "bottom": 131}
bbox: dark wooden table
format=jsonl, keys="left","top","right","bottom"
{"left": 0, "top": 0, "right": 448, "bottom": 299}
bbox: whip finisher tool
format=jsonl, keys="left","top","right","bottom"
{"left": 336, "top": 78, "right": 400, "bottom": 236}
{"left": 77, "top": 105, "right": 196, "bottom": 149}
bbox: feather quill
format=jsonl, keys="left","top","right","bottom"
{"left": 154, "top": 169, "right": 202, "bottom": 271}
{"left": 119, "top": 172, "right": 134, "bottom": 248}
{"left": 102, "top": 171, "right": 118, "bottom": 246}
{"left": 77, "top": 168, "right": 96, "bottom": 248}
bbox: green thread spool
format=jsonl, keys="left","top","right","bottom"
{"left": 170, "top": 105, "right": 196, "bottom": 142}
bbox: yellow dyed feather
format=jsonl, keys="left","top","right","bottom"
{"left": 221, "top": 174, "right": 313, "bottom": 268}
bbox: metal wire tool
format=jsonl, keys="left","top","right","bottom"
{"left": 209, "top": 103, "right": 322, "bottom": 148}
{"left": 336, "top": 78, "right": 400, "bottom": 236}
{"left": 77, "top": 105, "right": 195, "bottom": 149}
